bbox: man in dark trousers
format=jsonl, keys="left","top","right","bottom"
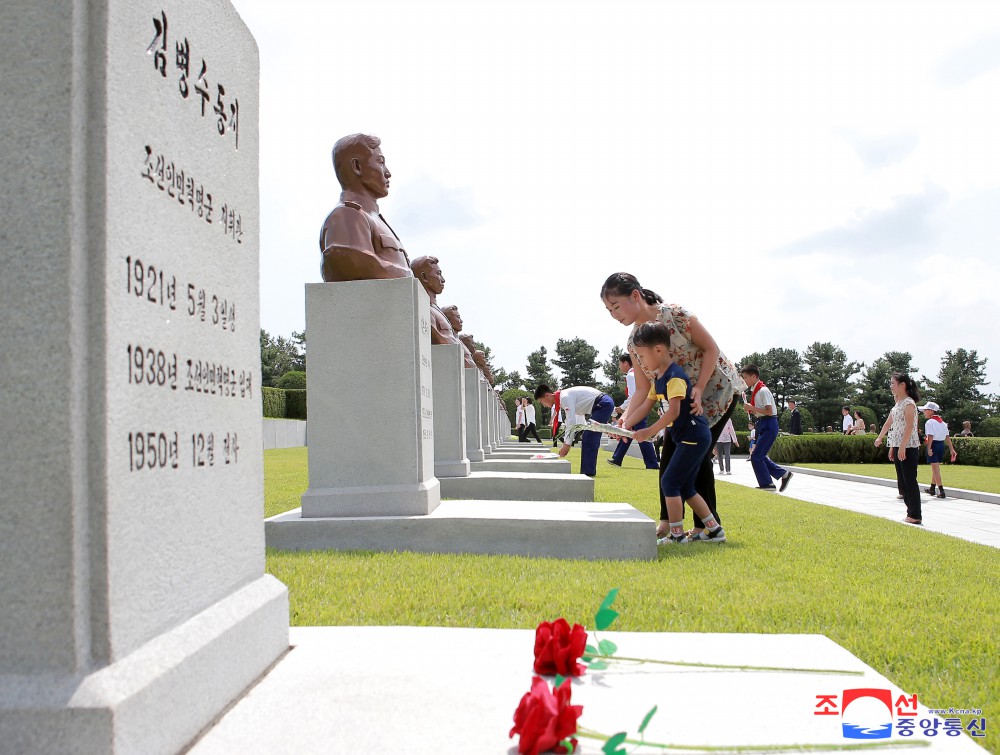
{"left": 535, "top": 384, "right": 614, "bottom": 477}
{"left": 788, "top": 399, "right": 803, "bottom": 435}
{"left": 608, "top": 353, "right": 660, "bottom": 469}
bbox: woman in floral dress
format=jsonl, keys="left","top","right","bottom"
{"left": 601, "top": 272, "right": 745, "bottom": 537}
{"left": 874, "top": 373, "right": 922, "bottom": 524}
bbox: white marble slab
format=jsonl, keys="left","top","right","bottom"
{"left": 190, "top": 626, "right": 987, "bottom": 754}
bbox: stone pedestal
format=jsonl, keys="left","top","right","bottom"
{"left": 267, "top": 500, "right": 654, "bottom": 560}
{"left": 0, "top": 2, "right": 288, "bottom": 751}
{"left": 463, "top": 368, "right": 486, "bottom": 463}
{"left": 432, "top": 344, "right": 470, "bottom": 478}
{"left": 301, "top": 279, "right": 440, "bottom": 517}
{"left": 478, "top": 376, "right": 494, "bottom": 454}
{"left": 438, "top": 471, "right": 595, "bottom": 501}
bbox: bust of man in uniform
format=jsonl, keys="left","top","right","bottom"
{"left": 459, "top": 333, "right": 493, "bottom": 385}
{"left": 319, "top": 133, "right": 412, "bottom": 282}
{"left": 442, "top": 304, "right": 475, "bottom": 368}
{"left": 411, "top": 256, "right": 457, "bottom": 346}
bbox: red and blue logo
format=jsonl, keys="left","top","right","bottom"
{"left": 840, "top": 688, "right": 894, "bottom": 739}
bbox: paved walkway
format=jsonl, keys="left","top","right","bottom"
{"left": 718, "top": 459, "right": 1000, "bottom": 549}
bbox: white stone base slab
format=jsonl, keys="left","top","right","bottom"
{"left": 189, "top": 626, "right": 985, "bottom": 754}
{"left": 486, "top": 450, "right": 558, "bottom": 460}
{"left": 438, "top": 471, "right": 594, "bottom": 501}
{"left": 435, "top": 459, "right": 472, "bottom": 478}
{"left": 471, "top": 459, "right": 571, "bottom": 474}
{"left": 0, "top": 576, "right": 289, "bottom": 755}
{"left": 265, "top": 501, "right": 655, "bottom": 560}
{"left": 301, "top": 479, "right": 441, "bottom": 517}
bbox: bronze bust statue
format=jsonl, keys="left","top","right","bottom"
{"left": 411, "top": 256, "right": 460, "bottom": 347}
{"left": 442, "top": 304, "right": 475, "bottom": 368}
{"left": 319, "top": 134, "right": 412, "bottom": 282}
{"left": 459, "top": 333, "right": 493, "bottom": 385}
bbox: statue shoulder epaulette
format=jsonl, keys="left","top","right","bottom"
{"left": 341, "top": 200, "right": 362, "bottom": 211}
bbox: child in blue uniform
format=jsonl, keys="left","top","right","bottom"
{"left": 631, "top": 322, "right": 727, "bottom": 544}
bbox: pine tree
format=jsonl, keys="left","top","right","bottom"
{"left": 553, "top": 337, "right": 600, "bottom": 388}
{"left": 923, "top": 348, "right": 991, "bottom": 426}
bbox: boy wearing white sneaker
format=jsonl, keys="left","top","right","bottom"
{"left": 630, "top": 323, "right": 726, "bottom": 544}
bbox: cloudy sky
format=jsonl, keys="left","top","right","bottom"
{"left": 230, "top": 0, "right": 1000, "bottom": 394}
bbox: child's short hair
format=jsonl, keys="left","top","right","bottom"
{"left": 741, "top": 364, "right": 760, "bottom": 378}
{"left": 631, "top": 322, "right": 671, "bottom": 348}
{"left": 619, "top": 352, "right": 633, "bottom": 367}
{"left": 534, "top": 384, "right": 553, "bottom": 399}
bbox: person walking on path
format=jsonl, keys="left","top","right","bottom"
{"left": 601, "top": 272, "right": 745, "bottom": 537}
{"left": 715, "top": 417, "right": 738, "bottom": 475}
{"left": 920, "top": 401, "right": 957, "bottom": 499}
{"left": 875, "top": 373, "right": 922, "bottom": 525}
{"left": 741, "top": 364, "right": 792, "bottom": 492}
{"left": 515, "top": 399, "right": 527, "bottom": 442}
{"left": 535, "top": 384, "right": 615, "bottom": 477}
{"left": 522, "top": 397, "right": 542, "bottom": 443}
{"left": 608, "top": 353, "right": 660, "bottom": 469}
{"left": 842, "top": 406, "right": 854, "bottom": 434}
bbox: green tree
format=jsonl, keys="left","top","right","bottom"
{"left": 737, "top": 347, "right": 805, "bottom": 412}
{"left": 599, "top": 345, "right": 627, "bottom": 405}
{"left": 290, "top": 330, "right": 306, "bottom": 371}
{"left": 923, "top": 348, "right": 992, "bottom": 426}
{"left": 497, "top": 370, "right": 524, "bottom": 393}
{"left": 275, "top": 370, "right": 306, "bottom": 389}
{"left": 553, "top": 337, "right": 600, "bottom": 388}
{"left": 855, "top": 351, "right": 919, "bottom": 424}
{"left": 260, "top": 329, "right": 303, "bottom": 387}
{"left": 801, "top": 342, "right": 862, "bottom": 430}
{"left": 525, "top": 346, "right": 557, "bottom": 391}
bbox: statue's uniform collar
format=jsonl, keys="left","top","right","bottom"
{"left": 339, "top": 190, "right": 379, "bottom": 214}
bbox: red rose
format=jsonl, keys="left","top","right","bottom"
{"left": 533, "top": 618, "right": 588, "bottom": 677}
{"left": 510, "top": 676, "right": 582, "bottom": 755}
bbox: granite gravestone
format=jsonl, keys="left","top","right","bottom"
{"left": 301, "top": 278, "right": 440, "bottom": 516}
{"left": 432, "top": 344, "right": 471, "bottom": 478}
{"left": 0, "top": 1, "right": 288, "bottom": 752}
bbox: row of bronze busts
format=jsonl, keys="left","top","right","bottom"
{"left": 319, "top": 132, "right": 494, "bottom": 385}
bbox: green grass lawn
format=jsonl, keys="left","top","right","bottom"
{"left": 264, "top": 446, "right": 999, "bottom": 752}
{"left": 792, "top": 462, "right": 1000, "bottom": 495}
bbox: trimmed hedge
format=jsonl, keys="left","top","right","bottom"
{"left": 952, "top": 437, "right": 1000, "bottom": 466}
{"left": 770, "top": 434, "right": 899, "bottom": 465}
{"left": 262, "top": 387, "right": 286, "bottom": 418}
{"left": 262, "top": 386, "right": 307, "bottom": 419}
{"left": 285, "top": 389, "right": 307, "bottom": 420}
{"left": 760, "top": 434, "right": 1000, "bottom": 467}
{"left": 978, "top": 417, "right": 1000, "bottom": 437}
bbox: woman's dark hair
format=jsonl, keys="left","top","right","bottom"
{"left": 600, "top": 272, "right": 663, "bottom": 306}
{"left": 631, "top": 322, "right": 671, "bottom": 348}
{"left": 892, "top": 372, "right": 920, "bottom": 402}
